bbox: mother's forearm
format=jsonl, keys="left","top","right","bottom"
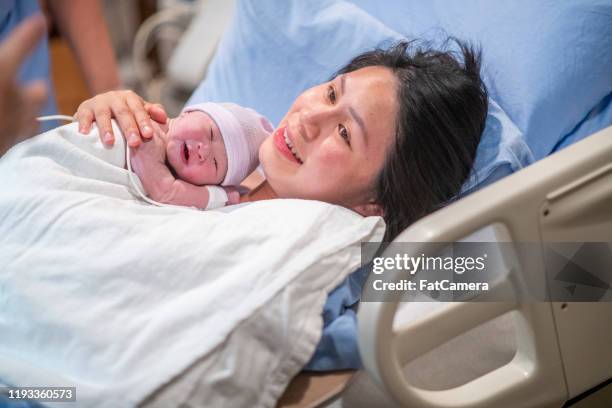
{"left": 239, "top": 180, "right": 278, "bottom": 203}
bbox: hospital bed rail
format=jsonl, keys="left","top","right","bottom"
{"left": 359, "top": 125, "right": 612, "bottom": 407}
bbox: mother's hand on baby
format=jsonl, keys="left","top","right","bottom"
{"left": 75, "top": 90, "right": 168, "bottom": 148}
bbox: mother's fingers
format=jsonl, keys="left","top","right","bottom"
{"left": 126, "top": 95, "right": 154, "bottom": 140}
{"left": 110, "top": 99, "right": 142, "bottom": 147}
{"left": 144, "top": 102, "right": 168, "bottom": 124}
{"left": 76, "top": 103, "right": 95, "bottom": 134}
{"left": 74, "top": 90, "right": 164, "bottom": 147}
{"left": 92, "top": 105, "right": 115, "bottom": 145}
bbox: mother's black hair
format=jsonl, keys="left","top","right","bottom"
{"left": 335, "top": 39, "right": 488, "bottom": 241}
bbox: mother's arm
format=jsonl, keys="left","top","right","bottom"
{"left": 75, "top": 90, "right": 168, "bottom": 147}
{"left": 239, "top": 179, "right": 278, "bottom": 203}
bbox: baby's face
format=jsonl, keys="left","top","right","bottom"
{"left": 166, "top": 111, "right": 227, "bottom": 185}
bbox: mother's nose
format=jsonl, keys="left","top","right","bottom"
{"left": 299, "top": 106, "right": 333, "bottom": 140}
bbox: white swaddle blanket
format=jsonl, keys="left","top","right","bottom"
{"left": 0, "top": 123, "right": 385, "bottom": 407}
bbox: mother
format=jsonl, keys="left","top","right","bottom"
{"left": 76, "top": 40, "right": 488, "bottom": 240}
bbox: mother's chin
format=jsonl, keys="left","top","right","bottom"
{"left": 257, "top": 131, "right": 301, "bottom": 199}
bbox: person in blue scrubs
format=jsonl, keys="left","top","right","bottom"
{"left": 0, "top": 0, "right": 120, "bottom": 132}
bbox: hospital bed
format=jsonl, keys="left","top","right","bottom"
{"left": 165, "top": 0, "right": 611, "bottom": 406}
{"left": 275, "top": 124, "right": 612, "bottom": 407}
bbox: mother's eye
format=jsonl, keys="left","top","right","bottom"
{"left": 338, "top": 124, "right": 351, "bottom": 147}
{"left": 326, "top": 85, "right": 337, "bottom": 104}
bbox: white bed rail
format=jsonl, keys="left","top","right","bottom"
{"left": 359, "top": 125, "right": 612, "bottom": 407}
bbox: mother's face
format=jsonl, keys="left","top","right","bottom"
{"left": 259, "top": 66, "right": 398, "bottom": 215}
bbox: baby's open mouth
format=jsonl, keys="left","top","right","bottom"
{"left": 183, "top": 142, "right": 189, "bottom": 163}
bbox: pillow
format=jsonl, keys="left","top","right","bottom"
{"left": 347, "top": 0, "right": 612, "bottom": 160}
{"left": 188, "top": 0, "right": 533, "bottom": 192}
{"left": 187, "top": 0, "right": 404, "bottom": 126}
{"left": 553, "top": 92, "right": 612, "bottom": 153}
{"left": 186, "top": 0, "right": 534, "bottom": 371}
{"left": 461, "top": 99, "right": 534, "bottom": 195}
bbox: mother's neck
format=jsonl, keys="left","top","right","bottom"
{"left": 240, "top": 180, "right": 278, "bottom": 203}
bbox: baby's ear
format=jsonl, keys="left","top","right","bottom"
{"left": 352, "top": 202, "right": 384, "bottom": 217}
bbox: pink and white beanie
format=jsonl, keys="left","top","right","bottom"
{"left": 182, "top": 102, "right": 274, "bottom": 186}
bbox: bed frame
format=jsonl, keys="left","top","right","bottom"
{"left": 358, "top": 125, "right": 612, "bottom": 407}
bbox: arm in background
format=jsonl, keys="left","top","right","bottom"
{"left": 47, "top": 0, "right": 120, "bottom": 95}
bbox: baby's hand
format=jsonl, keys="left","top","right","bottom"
{"left": 129, "top": 132, "right": 173, "bottom": 201}
{"left": 223, "top": 186, "right": 241, "bottom": 205}
{"left": 130, "top": 132, "right": 165, "bottom": 164}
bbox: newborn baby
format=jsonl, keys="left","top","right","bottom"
{"left": 129, "top": 103, "right": 273, "bottom": 209}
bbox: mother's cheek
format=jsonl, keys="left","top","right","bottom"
{"left": 315, "top": 142, "right": 349, "bottom": 166}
